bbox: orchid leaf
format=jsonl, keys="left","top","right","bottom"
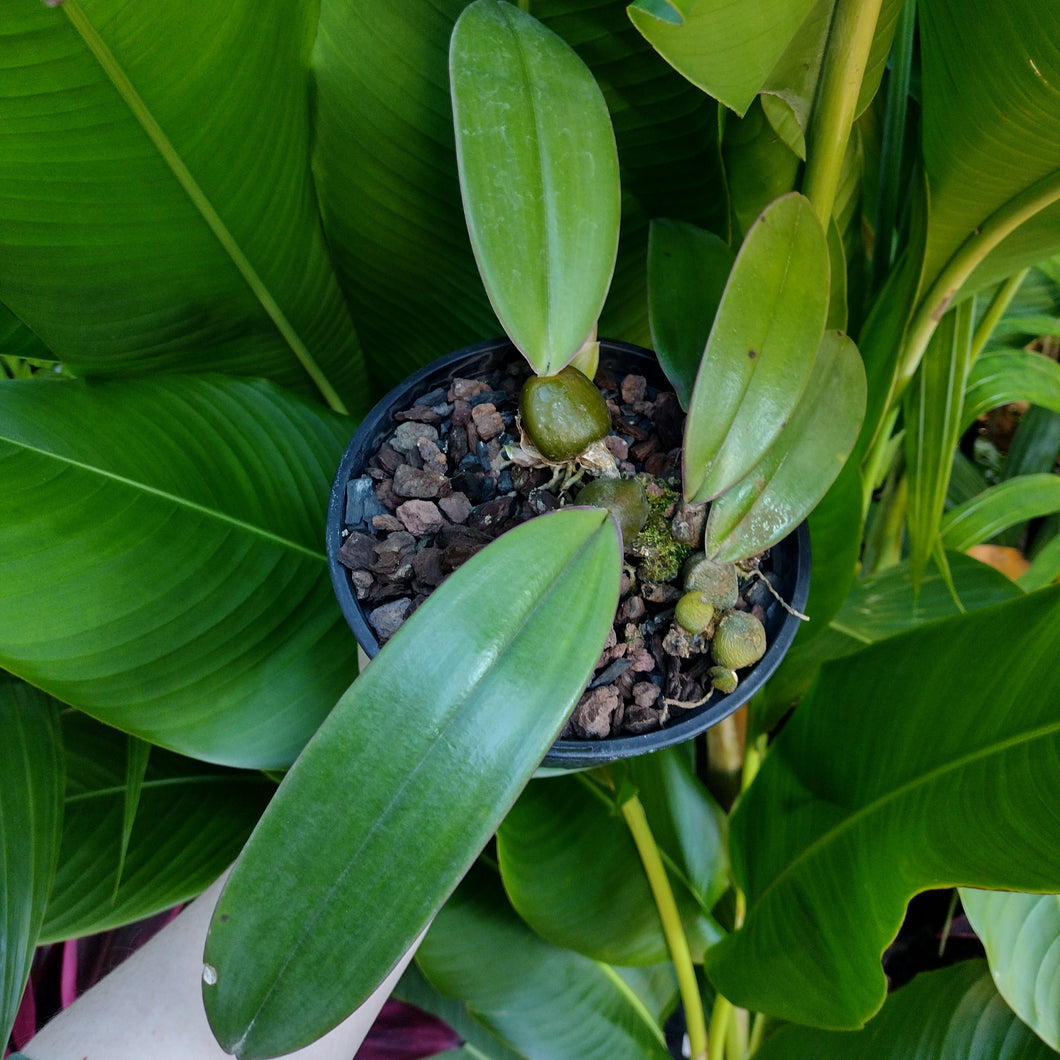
{"left": 0, "top": 678, "right": 64, "bottom": 1049}
{"left": 0, "top": 0, "right": 365, "bottom": 413}
{"left": 940, "top": 474, "right": 1060, "bottom": 552}
{"left": 705, "top": 585, "right": 1060, "bottom": 1027}
{"left": 752, "top": 960, "right": 1059, "bottom": 1060}
{"left": 450, "top": 0, "right": 620, "bottom": 374}
{"left": 0, "top": 375, "right": 358, "bottom": 768}
{"left": 40, "top": 712, "right": 272, "bottom": 942}
{"left": 684, "top": 193, "right": 829, "bottom": 502}
{"left": 114, "top": 735, "right": 151, "bottom": 898}
{"left": 961, "top": 889, "right": 1060, "bottom": 1052}
{"left": 416, "top": 860, "right": 672, "bottom": 1060}
{"left": 962, "top": 348, "right": 1060, "bottom": 431}
{"left": 704, "top": 329, "right": 865, "bottom": 562}
{"left": 203, "top": 508, "right": 621, "bottom": 1058}
{"left": 628, "top": 0, "right": 819, "bottom": 116}
{"left": 647, "top": 219, "right": 735, "bottom": 409}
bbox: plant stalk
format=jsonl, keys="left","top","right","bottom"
{"left": 802, "top": 0, "right": 886, "bottom": 225}
{"left": 620, "top": 793, "right": 708, "bottom": 1060}
{"left": 970, "top": 268, "right": 1030, "bottom": 364}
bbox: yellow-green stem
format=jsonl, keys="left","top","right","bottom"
{"left": 802, "top": 0, "right": 886, "bottom": 224}
{"left": 620, "top": 794, "right": 708, "bottom": 1060}
{"left": 970, "top": 268, "right": 1029, "bottom": 364}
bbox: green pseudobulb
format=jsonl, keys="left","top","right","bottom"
{"left": 519, "top": 365, "right": 611, "bottom": 463}
{"left": 576, "top": 477, "right": 650, "bottom": 543}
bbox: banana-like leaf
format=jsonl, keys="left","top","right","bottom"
{"left": 628, "top": 0, "right": 819, "bottom": 116}
{"left": 0, "top": 303, "right": 53, "bottom": 366}
{"left": 917, "top": 0, "right": 1060, "bottom": 304}
{"left": 202, "top": 508, "right": 621, "bottom": 1058}
{"left": 0, "top": 678, "right": 64, "bottom": 1049}
{"left": 0, "top": 375, "right": 358, "bottom": 768}
{"left": 685, "top": 193, "right": 829, "bottom": 502}
{"left": 497, "top": 751, "right": 725, "bottom": 966}
{"left": 450, "top": 0, "right": 620, "bottom": 374}
{"left": 416, "top": 860, "right": 672, "bottom": 1060}
{"left": 0, "top": 0, "right": 365, "bottom": 413}
{"left": 114, "top": 734, "right": 151, "bottom": 897}
{"left": 647, "top": 219, "right": 735, "bottom": 409}
{"left": 940, "top": 475, "right": 1060, "bottom": 552}
{"left": 39, "top": 712, "right": 272, "bottom": 942}
{"left": 704, "top": 329, "right": 866, "bottom": 562}
{"left": 962, "top": 349, "right": 1060, "bottom": 431}
{"left": 902, "top": 302, "right": 974, "bottom": 588}
{"left": 961, "top": 889, "right": 1060, "bottom": 1052}
{"left": 704, "top": 585, "right": 1060, "bottom": 1027}
{"left": 1022, "top": 536, "right": 1060, "bottom": 592}
{"left": 752, "top": 960, "right": 1059, "bottom": 1060}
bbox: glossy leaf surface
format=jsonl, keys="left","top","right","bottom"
{"left": 684, "top": 194, "right": 829, "bottom": 502}
{"left": 497, "top": 751, "right": 725, "bottom": 965}
{"left": 0, "top": 375, "right": 357, "bottom": 768}
{"left": 0, "top": 678, "right": 64, "bottom": 1049}
{"left": 416, "top": 861, "right": 672, "bottom": 1060}
{"left": 40, "top": 713, "right": 272, "bottom": 942}
{"left": 704, "top": 329, "right": 865, "bottom": 561}
{"left": 203, "top": 509, "right": 621, "bottom": 1058}
{"left": 753, "top": 960, "right": 1059, "bottom": 1060}
{"left": 628, "top": 0, "right": 818, "bottom": 115}
{"left": 918, "top": 0, "right": 1060, "bottom": 300}
{"left": 705, "top": 585, "right": 1060, "bottom": 1027}
{"left": 940, "top": 475, "right": 1060, "bottom": 552}
{"left": 647, "top": 219, "right": 735, "bottom": 409}
{"left": 961, "top": 888, "right": 1060, "bottom": 1052}
{"left": 450, "top": 0, "right": 620, "bottom": 374}
{"left": 0, "top": 0, "right": 365, "bottom": 412}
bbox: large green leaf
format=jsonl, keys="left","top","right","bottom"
{"left": 961, "top": 889, "right": 1060, "bottom": 1052}
{"left": 416, "top": 860, "right": 672, "bottom": 1060}
{"left": 902, "top": 302, "right": 974, "bottom": 587}
{"left": 915, "top": 0, "right": 1060, "bottom": 309}
{"left": 704, "top": 585, "right": 1060, "bottom": 1028}
{"left": 684, "top": 193, "right": 830, "bottom": 502}
{"left": 0, "top": 0, "right": 365, "bottom": 412}
{"left": 39, "top": 712, "right": 272, "bottom": 942}
{"left": 0, "top": 677, "right": 64, "bottom": 1049}
{"left": 450, "top": 0, "right": 620, "bottom": 374}
{"left": 940, "top": 475, "right": 1060, "bottom": 552}
{"left": 0, "top": 375, "right": 358, "bottom": 768}
{"left": 628, "top": 0, "right": 819, "bottom": 116}
{"left": 704, "top": 329, "right": 866, "bottom": 562}
{"left": 647, "top": 219, "right": 735, "bottom": 409}
{"left": 202, "top": 508, "right": 621, "bottom": 1058}
{"left": 497, "top": 751, "right": 725, "bottom": 966}
{"left": 752, "top": 960, "right": 1060, "bottom": 1060}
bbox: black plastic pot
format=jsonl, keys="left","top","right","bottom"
{"left": 326, "top": 338, "right": 811, "bottom": 770}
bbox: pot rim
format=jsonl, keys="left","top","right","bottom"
{"left": 326, "top": 337, "right": 811, "bottom": 769}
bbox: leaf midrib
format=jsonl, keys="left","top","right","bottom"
{"left": 5, "top": 436, "right": 322, "bottom": 561}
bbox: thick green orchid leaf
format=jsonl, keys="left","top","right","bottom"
{"left": 916, "top": 0, "right": 1060, "bottom": 310}
{"left": 114, "top": 735, "right": 152, "bottom": 897}
{"left": 0, "top": 303, "right": 53, "bottom": 367}
{"left": 0, "top": 375, "right": 358, "bottom": 768}
{"left": 497, "top": 750, "right": 725, "bottom": 966}
{"left": 647, "top": 219, "right": 735, "bottom": 409}
{"left": 721, "top": 101, "right": 801, "bottom": 243}
{"left": 704, "top": 585, "right": 1060, "bottom": 1027}
{"left": 0, "top": 1, "right": 365, "bottom": 413}
{"left": 940, "top": 475, "right": 1060, "bottom": 552}
{"left": 1022, "top": 537, "right": 1060, "bottom": 593}
{"left": 684, "top": 193, "right": 830, "bottom": 503}
{"left": 902, "top": 302, "right": 974, "bottom": 588}
{"left": 704, "top": 329, "right": 865, "bottom": 562}
{"left": 961, "top": 889, "right": 1060, "bottom": 1051}
{"left": 202, "top": 508, "right": 621, "bottom": 1058}
{"left": 450, "top": 0, "right": 620, "bottom": 375}
{"left": 752, "top": 960, "right": 1059, "bottom": 1060}
{"left": 962, "top": 349, "right": 1060, "bottom": 431}
{"left": 40, "top": 712, "right": 271, "bottom": 941}
{"left": 416, "top": 860, "right": 672, "bottom": 1060}
{"left": 0, "top": 678, "right": 64, "bottom": 1049}
{"left": 628, "top": 0, "right": 819, "bottom": 116}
